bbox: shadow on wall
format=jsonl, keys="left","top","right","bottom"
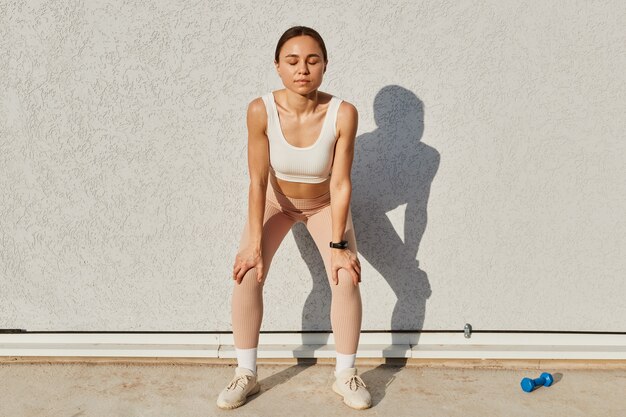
{"left": 292, "top": 85, "right": 439, "bottom": 352}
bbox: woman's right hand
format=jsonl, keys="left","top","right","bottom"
{"left": 233, "top": 245, "right": 264, "bottom": 284}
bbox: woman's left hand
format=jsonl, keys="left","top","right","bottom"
{"left": 330, "top": 248, "right": 361, "bottom": 286}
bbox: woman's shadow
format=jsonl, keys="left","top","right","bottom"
{"left": 274, "top": 86, "right": 439, "bottom": 404}
{"left": 351, "top": 86, "right": 436, "bottom": 338}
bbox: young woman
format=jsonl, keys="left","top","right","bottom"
{"left": 217, "top": 26, "right": 371, "bottom": 410}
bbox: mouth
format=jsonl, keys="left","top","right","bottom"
{"left": 296, "top": 80, "right": 310, "bottom": 83}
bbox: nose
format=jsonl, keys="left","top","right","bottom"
{"left": 297, "top": 62, "right": 310, "bottom": 74}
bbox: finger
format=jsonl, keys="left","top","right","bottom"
{"left": 233, "top": 266, "right": 240, "bottom": 280}
{"left": 236, "top": 267, "right": 248, "bottom": 284}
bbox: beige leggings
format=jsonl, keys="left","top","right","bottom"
{"left": 232, "top": 184, "right": 362, "bottom": 355}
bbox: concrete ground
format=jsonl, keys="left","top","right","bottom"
{"left": 1, "top": 360, "right": 625, "bottom": 416}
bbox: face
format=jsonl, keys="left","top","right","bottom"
{"left": 275, "top": 35, "right": 327, "bottom": 93}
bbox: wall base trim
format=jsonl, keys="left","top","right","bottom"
{"left": 1, "top": 332, "right": 625, "bottom": 361}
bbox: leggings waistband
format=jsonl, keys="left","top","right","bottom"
{"left": 267, "top": 185, "right": 331, "bottom": 211}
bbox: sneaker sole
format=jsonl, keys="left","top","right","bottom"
{"left": 216, "top": 382, "right": 261, "bottom": 410}
{"left": 332, "top": 381, "right": 372, "bottom": 410}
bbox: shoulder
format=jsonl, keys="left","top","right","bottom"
{"left": 246, "top": 95, "right": 269, "bottom": 132}
{"left": 336, "top": 99, "right": 357, "bottom": 119}
{"left": 335, "top": 99, "right": 358, "bottom": 137}
{"left": 247, "top": 95, "right": 269, "bottom": 120}
{"left": 247, "top": 94, "right": 268, "bottom": 115}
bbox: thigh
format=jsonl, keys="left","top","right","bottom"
{"left": 305, "top": 204, "right": 358, "bottom": 280}
{"left": 237, "top": 197, "right": 296, "bottom": 274}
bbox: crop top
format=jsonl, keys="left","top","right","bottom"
{"left": 261, "top": 91, "right": 343, "bottom": 183}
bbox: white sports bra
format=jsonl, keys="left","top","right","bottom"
{"left": 261, "top": 91, "right": 343, "bottom": 183}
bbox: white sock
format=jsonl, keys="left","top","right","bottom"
{"left": 235, "top": 347, "right": 257, "bottom": 374}
{"left": 335, "top": 352, "right": 356, "bottom": 377}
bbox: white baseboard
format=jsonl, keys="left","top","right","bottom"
{"left": 1, "top": 332, "right": 625, "bottom": 359}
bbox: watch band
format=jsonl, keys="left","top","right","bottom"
{"left": 329, "top": 240, "right": 349, "bottom": 249}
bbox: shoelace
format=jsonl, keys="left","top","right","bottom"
{"left": 343, "top": 374, "right": 367, "bottom": 391}
{"left": 227, "top": 374, "right": 252, "bottom": 391}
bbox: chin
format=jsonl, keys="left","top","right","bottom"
{"left": 296, "top": 84, "right": 318, "bottom": 91}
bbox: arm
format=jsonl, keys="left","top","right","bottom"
{"left": 329, "top": 101, "right": 361, "bottom": 285}
{"left": 245, "top": 97, "right": 270, "bottom": 251}
{"left": 329, "top": 101, "right": 358, "bottom": 242}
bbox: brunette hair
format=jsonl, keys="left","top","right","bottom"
{"left": 274, "top": 26, "right": 328, "bottom": 65}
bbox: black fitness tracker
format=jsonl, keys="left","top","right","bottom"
{"left": 329, "top": 240, "right": 349, "bottom": 249}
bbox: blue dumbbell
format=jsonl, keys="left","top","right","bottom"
{"left": 520, "top": 372, "right": 554, "bottom": 392}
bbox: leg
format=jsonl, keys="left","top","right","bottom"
{"left": 306, "top": 204, "right": 362, "bottom": 355}
{"left": 232, "top": 198, "right": 295, "bottom": 349}
{"left": 305, "top": 205, "right": 372, "bottom": 410}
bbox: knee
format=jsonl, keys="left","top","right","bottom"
{"left": 234, "top": 268, "right": 265, "bottom": 291}
{"left": 330, "top": 268, "right": 361, "bottom": 292}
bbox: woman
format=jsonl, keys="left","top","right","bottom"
{"left": 217, "top": 26, "right": 371, "bottom": 411}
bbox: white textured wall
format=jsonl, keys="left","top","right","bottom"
{"left": 1, "top": 1, "right": 624, "bottom": 333}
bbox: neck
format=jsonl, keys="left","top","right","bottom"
{"left": 283, "top": 89, "right": 320, "bottom": 117}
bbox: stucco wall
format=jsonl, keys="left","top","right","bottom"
{"left": 1, "top": 1, "right": 624, "bottom": 332}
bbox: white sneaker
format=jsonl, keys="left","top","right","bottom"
{"left": 332, "top": 367, "right": 372, "bottom": 409}
{"left": 216, "top": 367, "right": 260, "bottom": 409}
